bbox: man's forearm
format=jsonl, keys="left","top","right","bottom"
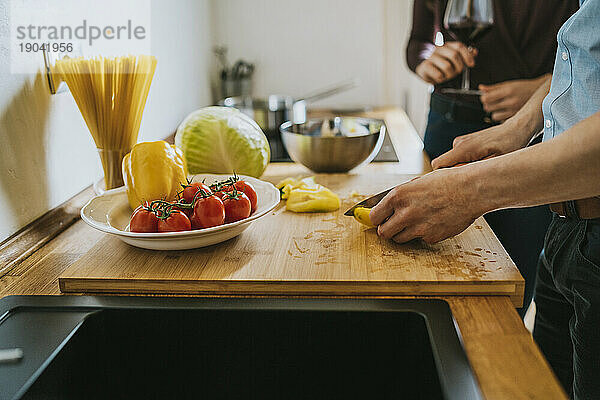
{"left": 469, "top": 111, "right": 600, "bottom": 213}
{"left": 505, "top": 75, "right": 552, "bottom": 143}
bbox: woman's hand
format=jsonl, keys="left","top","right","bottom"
{"left": 416, "top": 42, "right": 477, "bottom": 84}
{"left": 479, "top": 75, "right": 550, "bottom": 122}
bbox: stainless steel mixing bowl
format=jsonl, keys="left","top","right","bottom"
{"left": 280, "top": 117, "right": 386, "bottom": 173}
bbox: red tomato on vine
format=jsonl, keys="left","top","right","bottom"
{"left": 222, "top": 190, "right": 251, "bottom": 223}
{"left": 191, "top": 195, "right": 225, "bottom": 229}
{"left": 130, "top": 203, "right": 159, "bottom": 233}
{"left": 157, "top": 209, "right": 191, "bottom": 232}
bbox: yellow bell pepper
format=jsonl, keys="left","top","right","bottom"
{"left": 122, "top": 141, "right": 188, "bottom": 209}
{"left": 276, "top": 176, "right": 340, "bottom": 212}
{"left": 353, "top": 207, "right": 375, "bottom": 228}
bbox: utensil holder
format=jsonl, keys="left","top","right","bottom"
{"left": 221, "top": 77, "right": 253, "bottom": 98}
{"left": 97, "top": 148, "right": 131, "bottom": 190}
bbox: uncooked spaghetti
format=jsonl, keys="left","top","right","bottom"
{"left": 54, "top": 55, "right": 157, "bottom": 189}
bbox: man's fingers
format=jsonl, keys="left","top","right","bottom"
{"left": 431, "top": 146, "right": 470, "bottom": 170}
{"left": 431, "top": 131, "right": 496, "bottom": 170}
{"left": 377, "top": 210, "right": 407, "bottom": 240}
{"left": 392, "top": 227, "right": 420, "bottom": 244}
{"left": 453, "top": 135, "right": 468, "bottom": 147}
{"left": 369, "top": 193, "right": 395, "bottom": 226}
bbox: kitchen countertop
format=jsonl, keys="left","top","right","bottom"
{"left": 0, "top": 108, "right": 566, "bottom": 399}
{"left": 58, "top": 169, "right": 524, "bottom": 302}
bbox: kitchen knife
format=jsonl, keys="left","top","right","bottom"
{"left": 343, "top": 157, "right": 489, "bottom": 217}
{"left": 343, "top": 163, "right": 466, "bottom": 217}
{"left": 344, "top": 188, "right": 393, "bottom": 216}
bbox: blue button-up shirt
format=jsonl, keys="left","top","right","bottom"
{"left": 542, "top": 0, "right": 600, "bottom": 141}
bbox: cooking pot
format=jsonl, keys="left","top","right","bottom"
{"left": 220, "top": 79, "right": 357, "bottom": 161}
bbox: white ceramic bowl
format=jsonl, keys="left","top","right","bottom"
{"left": 81, "top": 174, "right": 280, "bottom": 250}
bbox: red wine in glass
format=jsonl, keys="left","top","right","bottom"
{"left": 448, "top": 21, "right": 492, "bottom": 45}
{"left": 442, "top": 0, "right": 494, "bottom": 95}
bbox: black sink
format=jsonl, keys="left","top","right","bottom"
{"left": 0, "top": 296, "right": 481, "bottom": 400}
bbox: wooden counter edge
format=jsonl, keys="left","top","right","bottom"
{"left": 59, "top": 278, "right": 525, "bottom": 306}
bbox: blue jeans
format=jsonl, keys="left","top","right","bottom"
{"left": 424, "top": 109, "right": 552, "bottom": 316}
{"left": 533, "top": 214, "right": 600, "bottom": 399}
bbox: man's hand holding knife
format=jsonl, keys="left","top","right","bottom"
{"left": 369, "top": 77, "right": 553, "bottom": 244}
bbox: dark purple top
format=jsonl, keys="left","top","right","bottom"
{"left": 406, "top": 0, "right": 579, "bottom": 102}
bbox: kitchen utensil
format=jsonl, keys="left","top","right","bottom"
{"left": 213, "top": 46, "right": 230, "bottom": 75}
{"left": 344, "top": 188, "right": 393, "bottom": 216}
{"left": 280, "top": 117, "right": 385, "bottom": 173}
{"left": 80, "top": 174, "right": 280, "bottom": 250}
{"left": 220, "top": 79, "right": 358, "bottom": 160}
{"left": 222, "top": 59, "right": 255, "bottom": 98}
{"left": 221, "top": 95, "right": 293, "bottom": 160}
{"left": 291, "top": 79, "right": 358, "bottom": 124}
{"left": 232, "top": 60, "right": 255, "bottom": 80}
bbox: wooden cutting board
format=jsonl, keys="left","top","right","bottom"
{"left": 59, "top": 172, "right": 524, "bottom": 306}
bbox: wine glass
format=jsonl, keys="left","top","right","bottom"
{"left": 442, "top": 0, "right": 494, "bottom": 95}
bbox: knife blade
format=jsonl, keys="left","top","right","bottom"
{"left": 344, "top": 188, "right": 394, "bottom": 216}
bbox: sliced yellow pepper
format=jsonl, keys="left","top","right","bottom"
{"left": 122, "top": 141, "right": 188, "bottom": 209}
{"left": 276, "top": 176, "right": 340, "bottom": 213}
{"left": 353, "top": 207, "right": 375, "bottom": 228}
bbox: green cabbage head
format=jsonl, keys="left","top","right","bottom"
{"left": 175, "top": 106, "right": 270, "bottom": 177}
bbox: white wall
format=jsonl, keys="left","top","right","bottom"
{"left": 381, "top": 0, "right": 430, "bottom": 133}
{"left": 210, "top": 0, "right": 429, "bottom": 130}
{"left": 0, "top": 0, "right": 213, "bottom": 242}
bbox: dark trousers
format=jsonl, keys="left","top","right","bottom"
{"left": 424, "top": 108, "right": 552, "bottom": 316}
{"left": 533, "top": 214, "right": 600, "bottom": 400}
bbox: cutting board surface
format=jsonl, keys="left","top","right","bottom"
{"left": 60, "top": 173, "right": 524, "bottom": 305}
